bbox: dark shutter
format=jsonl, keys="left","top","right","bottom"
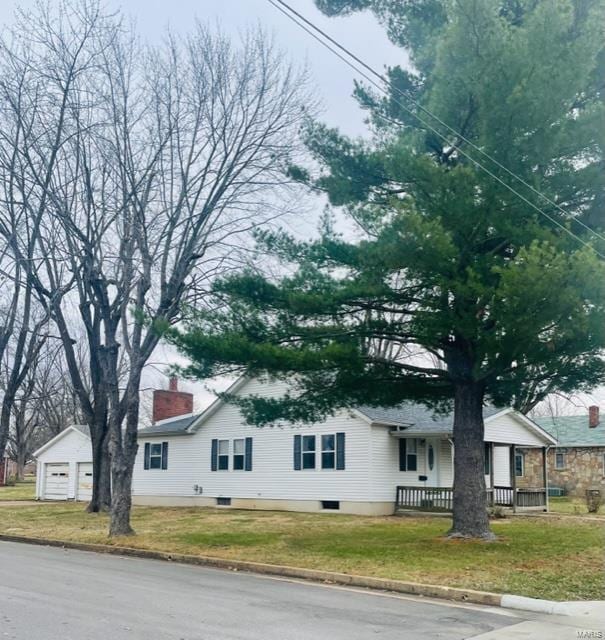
{"left": 293, "top": 434, "right": 302, "bottom": 470}
{"left": 245, "top": 437, "right": 253, "bottom": 471}
{"left": 399, "top": 438, "right": 406, "bottom": 471}
{"left": 211, "top": 439, "right": 218, "bottom": 471}
{"left": 336, "top": 432, "right": 345, "bottom": 470}
{"left": 161, "top": 442, "right": 169, "bottom": 470}
{"left": 484, "top": 443, "right": 490, "bottom": 476}
{"left": 144, "top": 442, "right": 151, "bottom": 470}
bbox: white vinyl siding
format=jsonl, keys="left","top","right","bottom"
{"left": 368, "top": 426, "right": 428, "bottom": 501}
{"left": 132, "top": 378, "right": 373, "bottom": 502}
{"left": 485, "top": 412, "right": 545, "bottom": 446}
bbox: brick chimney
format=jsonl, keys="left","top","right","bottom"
{"left": 152, "top": 378, "right": 193, "bottom": 423}
{"left": 589, "top": 405, "right": 600, "bottom": 429}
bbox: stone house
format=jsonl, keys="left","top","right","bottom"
{"left": 518, "top": 406, "right": 605, "bottom": 499}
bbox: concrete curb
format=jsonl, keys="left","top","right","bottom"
{"left": 0, "top": 533, "right": 598, "bottom": 616}
{"left": 501, "top": 595, "right": 605, "bottom": 617}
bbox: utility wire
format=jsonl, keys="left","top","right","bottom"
{"left": 268, "top": 0, "right": 605, "bottom": 259}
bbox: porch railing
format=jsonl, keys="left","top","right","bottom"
{"left": 396, "top": 485, "right": 547, "bottom": 511}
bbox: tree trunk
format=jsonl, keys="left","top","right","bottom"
{"left": 108, "top": 382, "right": 140, "bottom": 536}
{"left": 448, "top": 382, "right": 495, "bottom": 540}
{"left": 16, "top": 451, "right": 26, "bottom": 481}
{"left": 109, "top": 458, "right": 135, "bottom": 536}
{"left": 87, "top": 422, "right": 111, "bottom": 513}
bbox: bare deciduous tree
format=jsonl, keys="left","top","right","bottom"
{"left": 0, "top": 0, "right": 310, "bottom": 534}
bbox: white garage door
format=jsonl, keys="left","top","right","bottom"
{"left": 44, "top": 464, "right": 70, "bottom": 500}
{"left": 77, "top": 463, "right": 93, "bottom": 501}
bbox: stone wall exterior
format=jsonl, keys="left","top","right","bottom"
{"left": 518, "top": 447, "right": 605, "bottom": 498}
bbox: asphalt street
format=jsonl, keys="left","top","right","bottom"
{"left": 0, "top": 540, "right": 574, "bottom": 640}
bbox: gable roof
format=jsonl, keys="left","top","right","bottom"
{"left": 535, "top": 415, "right": 605, "bottom": 447}
{"left": 138, "top": 412, "right": 202, "bottom": 437}
{"left": 33, "top": 425, "right": 91, "bottom": 458}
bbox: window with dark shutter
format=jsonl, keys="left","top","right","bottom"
{"left": 399, "top": 438, "right": 406, "bottom": 471}
{"left": 161, "top": 442, "right": 169, "bottom": 470}
{"left": 336, "top": 432, "right": 345, "bottom": 470}
{"left": 293, "top": 434, "right": 302, "bottom": 470}
{"left": 399, "top": 438, "right": 417, "bottom": 471}
{"left": 211, "top": 439, "right": 218, "bottom": 471}
{"left": 245, "top": 437, "right": 253, "bottom": 471}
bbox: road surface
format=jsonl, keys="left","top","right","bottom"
{"left": 0, "top": 540, "right": 570, "bottom": 639}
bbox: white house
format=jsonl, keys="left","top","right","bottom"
{"left": 131, "top": 377, "right": 556, "bottom": 515}
{"left": 33, "top": 425, "right": 93, "bottom": 501}
{"left": 33, "top": 377, "right": 556, "bottom": 514}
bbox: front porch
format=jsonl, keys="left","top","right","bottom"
{"left": 391, "top": 433, "right": 551, "bottom": 513}
{"left": 395, "top": 484, "right": 548, "bottom": 513}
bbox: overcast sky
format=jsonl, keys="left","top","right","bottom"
{"left": 0, "top": 0, "right": 405, "bottom": 137}
{"left": 0, "top": 1, "right": 601, "bottom": 415}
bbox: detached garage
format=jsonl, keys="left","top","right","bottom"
{"left": 34, "top": 425, "right": 93, "bottom": 501}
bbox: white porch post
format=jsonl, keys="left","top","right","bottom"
{"left": 510, "top": 444, "right": 517, "bottom": 513}
{"left": 542, "top": 446, "right": 549, "bottom": 512}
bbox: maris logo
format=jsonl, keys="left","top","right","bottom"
{"left": 577, "top": 631, "right": 604, "bottom": 639}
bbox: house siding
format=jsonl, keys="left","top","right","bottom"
{"left": 133, "top": 378, "right": 375, "bottom": 504}
{"left": 485, "top": 412, "right": 546, "bottom": 446}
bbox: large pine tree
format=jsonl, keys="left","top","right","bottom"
{"left": 168, "top": 0, "right": 605, "bottom": 538}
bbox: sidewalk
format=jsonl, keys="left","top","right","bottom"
{"left": 471, "top": 604, "right": 605, "bottom": 639}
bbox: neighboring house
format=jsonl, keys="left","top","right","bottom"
{"left": 519, "top": 406, "right": 605, "bottom": 499}
{"left": 33, "top": 426, "right": 93, "bottom": 501}
{"left": 132, "top": 377, "right": 556, "bottom": 515}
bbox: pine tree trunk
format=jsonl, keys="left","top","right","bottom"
{"left": 448, "top": 382, "right": 495, "bottom": 540}
{"left": 87, "top": 424, "right": 111, "bottom": 513}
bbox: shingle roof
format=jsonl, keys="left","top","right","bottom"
{"left": 356, "top": 403, "right": 502, "bottom": 433}
{"left": 138, "top": 413, "right": 201, "bottom": 436}
{"left": 534, "top": 415, "right": 605, "bottom": 447}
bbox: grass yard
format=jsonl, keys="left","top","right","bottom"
{"left": 0, "top": 504, "right": 603, "bottom": 601}
{"left": 0, "top": 478, "right": 36, "bottom": 501}
{"left": 549, "top": 496, "right": 604, "bottom": 517}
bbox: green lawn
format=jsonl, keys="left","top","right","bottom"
{"left": 0, "top": 478, "right": 36, "bottom": 501}
{"left": 549, "top": 496, "right": 604, "bottom": 516}
{"left": 0, "top": 503, "right": 602, "bottom": 601}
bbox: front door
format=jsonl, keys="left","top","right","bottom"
{"left": 424, "top": 438, "right": 440, "bottom": 486}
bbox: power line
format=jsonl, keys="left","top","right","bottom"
{"left": 268, "top": 0, "right": 605, "bottom": 259}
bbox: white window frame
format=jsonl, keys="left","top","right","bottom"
{"left": 218, "top": 439, "right": 229, "bottom": 471}
{"left": 233, "top": 438, "right": 245, "bottom": 471}
{"left": 514, "top": 451, "right": 524, "bottom": 477}
{"left": 555, "top": 450, "right": 566, "bottom": 471}
{"left": 302, "top": 435, "right": 316, "bottom": 470}
{"left": 149, "top": 443, "right": 164, "bottom": 470}
{"left": 321, "top": 434, "right": 336, "bottom": 470}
